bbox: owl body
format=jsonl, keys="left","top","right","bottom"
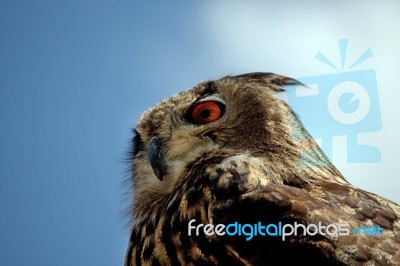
{"left": 125, "top": 73, "right": 400, "bottom": 266}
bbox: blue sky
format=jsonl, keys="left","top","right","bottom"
{"left": 1, "top": 1, "right": 399, "bottom": 265}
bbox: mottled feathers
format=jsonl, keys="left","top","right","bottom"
{"left": 125, "top": 73, "right": 400, "bottom": 266}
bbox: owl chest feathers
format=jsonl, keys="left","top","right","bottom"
{"left": 128, "top": 154, "right": 275, "bottom": 265}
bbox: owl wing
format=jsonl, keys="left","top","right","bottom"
{"left": 210, "top": 178, "right": 400, "bottom": 265}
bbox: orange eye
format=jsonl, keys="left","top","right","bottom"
{"left": 191, "top": 101, "right": 223, "bottom": 124}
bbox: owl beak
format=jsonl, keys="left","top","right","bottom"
{"left": 148, "top": 136, "right": 166, "bottom": 181}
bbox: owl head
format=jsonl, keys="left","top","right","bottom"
{"left": 129, "top": 73, "right": 340, "bottom": 217}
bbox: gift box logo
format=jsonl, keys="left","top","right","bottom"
{"left": 287, "top": 39, "right": 382, "bottom": 165}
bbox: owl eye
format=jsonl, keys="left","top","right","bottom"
{"left": 191, "top": 101, "right": 224, "bottom": 124}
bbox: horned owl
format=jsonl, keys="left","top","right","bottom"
{"left": 125, "top": 73, "right": 400, "bottom": 266}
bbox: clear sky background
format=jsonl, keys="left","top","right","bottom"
{"left": 1, "top": 1, "right": 399, "bottom": 265}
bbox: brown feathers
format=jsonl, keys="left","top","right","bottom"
{"left": 125, "top": 73, "right": 400, "bottom": 266}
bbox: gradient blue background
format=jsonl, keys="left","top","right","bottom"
{"left": 1, "top": 1, "right": 399, "bottom": 265}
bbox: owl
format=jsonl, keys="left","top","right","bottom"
{"left": 125, "top": 73, "right": 400, "bottom": 266}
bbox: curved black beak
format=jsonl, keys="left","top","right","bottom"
{"left": 148, "top": 136, "right": 166, "bottom": 181}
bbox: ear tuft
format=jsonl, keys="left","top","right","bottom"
{"left": 226, "top": 72, "right": 303, "bottom": 92}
